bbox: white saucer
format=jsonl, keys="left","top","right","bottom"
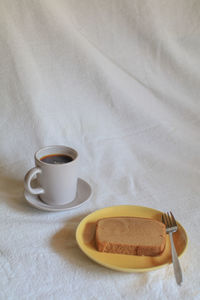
{"left": 24, "top": 178, "right": 92, "bottom": 212}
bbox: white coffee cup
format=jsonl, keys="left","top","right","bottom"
{"left": 24, "top": 145, "right": 79, "bottom": 205}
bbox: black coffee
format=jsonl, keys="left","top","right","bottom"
{"left": 40, "top": 154, "right": 73, "bottom": 164}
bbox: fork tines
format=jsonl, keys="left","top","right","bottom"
{"left": 162, "top": 211, "right": 177, "bottom": 229}
{"left": 170, "top": 211, "right": 177, "bottom": 226}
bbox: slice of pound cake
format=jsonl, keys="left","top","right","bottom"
{"left": 96, "top": 217, "right": 166, "bottom": 256}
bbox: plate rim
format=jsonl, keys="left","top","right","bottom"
{"left": 76, "top": 204, "right": 188, "bottom": 272}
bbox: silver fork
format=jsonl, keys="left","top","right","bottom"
{"left": 162, "top": 212, "right": 183, "bottom": 285}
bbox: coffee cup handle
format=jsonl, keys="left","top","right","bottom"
{"left": 24, "top": 167, "right": 45, "bottom": 195}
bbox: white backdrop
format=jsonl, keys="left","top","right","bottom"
{"left": 0, "top": 1, "right": 200, "bottom": 299}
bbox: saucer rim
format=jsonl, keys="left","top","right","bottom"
{"left": 24, "top": 178, "right": 92, "bottom": 212}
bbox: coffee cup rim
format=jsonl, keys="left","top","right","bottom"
{"left": 34, "top": 145, "right": 78, "bottom": 166}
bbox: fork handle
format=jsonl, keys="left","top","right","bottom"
{"left": 169, "top": 232, "right": 183, "bottom": 285}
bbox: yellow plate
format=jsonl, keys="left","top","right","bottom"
{"left": 76, "top": 205, "right": 188, "bottom": 272}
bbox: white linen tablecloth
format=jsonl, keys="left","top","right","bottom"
{"left": 0, "top": 1, "right": 200, "bottom": 299}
